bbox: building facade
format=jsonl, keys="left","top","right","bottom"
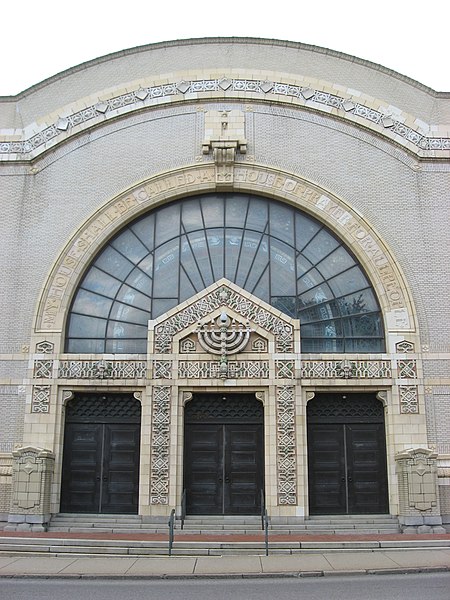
{"left": 0, "top": 38, "right": 449, "bottom": 531}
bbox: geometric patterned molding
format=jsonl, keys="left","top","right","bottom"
{"left": 398, "top": 359, "right": 417, "bottom": 379}
{"left": 33, "top": 360, "right": 53, "bottom": 379}
{"left": 178, "top": 360, "right": 270, "bottom": 379}
{"left": 58, "top": 360, "right": 147, "bottom": 379}
{"left": 35, "top": 341, "right": 54, "bottom": 354}
{"left": 1, "top": 78, "right": 448, "bottom": 160}
{"left": 300, "top": 359, "right": 391, "bottom": 379}
{"left": 276, "top": 385, "right": 297, "bottom": 505}
{"left": 396, "top": 340, "right": 415, "bottom": 353}
{"left": 149, "top": 386, "right": 171, "bottom": 505}
{"left": 399, "top": 386, "right": 419, "bottom": 414}
{"left": 31, "top": 385, "right": 51, "bottom": 413}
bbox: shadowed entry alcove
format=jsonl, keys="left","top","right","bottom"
{"left": 184, "top": 393, "right": 264, "bottom": 515}
{"left": 307, "top": 392, "right": 388, "bottom": 515}
{"left": 61, "top": 393, "right": 141, "bottom": 514}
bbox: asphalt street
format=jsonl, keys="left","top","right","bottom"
{"left": 2, "top": 572, "right": 450, "bottom": 600}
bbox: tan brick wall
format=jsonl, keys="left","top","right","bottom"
{"left": 0, "top": 38, "right": 448, "bottom": 518}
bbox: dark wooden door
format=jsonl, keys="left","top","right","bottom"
{"left": 308, "top": 423, "right": 388, "bottom": 515}
{"left": 61, "top": 422, "right": 140, "bottom": 514}
{"left": 184, "top": 423, "right": 263, "bottom": 515}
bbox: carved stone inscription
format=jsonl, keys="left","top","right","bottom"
{"left": 38, "top": 166, "right": 409, "bottom": 330}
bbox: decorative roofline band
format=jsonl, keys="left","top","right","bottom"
{"left": 1, "top": 78, "right": 448, "bottom": 160}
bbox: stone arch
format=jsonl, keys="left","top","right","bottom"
{"left": 34, "top": 164, "right": 417, "bottom": 349}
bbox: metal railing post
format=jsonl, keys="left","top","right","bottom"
{"left": 181, "top": 488, "right": 186, "bottom": 530}
{"left": 260, "top": 488, "right": 269, "bottom": 556}
{"left": 260, "top": 489, "right": 265, "bottom": 530}
{"left": 168, "top": 508, "right": 175, "bottom": 556}
{"left": 264, "top": 510, "right": 269, "bottom": 556}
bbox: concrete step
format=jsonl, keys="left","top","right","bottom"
{"left": 1, "top": 535, "right": 450, "bottom": 558}
{"left": 47, "top": 513, "right": 400, "bottom": 536}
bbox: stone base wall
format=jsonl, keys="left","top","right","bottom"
{"left": 0, "top": 453, "right": 12, "bottom": 521}
{"left": 439, "top": 484, "right": 450, "bottom": 523}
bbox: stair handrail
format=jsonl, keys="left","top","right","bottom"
{"left": 181, "top": 488, "right": 186, "bottom": 530}
{"left": 168, "top": 508, "right": 176, "bottom": 556}
{"left": 263, "top": 509, "right": 269, "bottom": 556}
{"left": 260, "top": 488, "right": 266, "bottom": 530}
{"left": 260, "top": 488, "right": 269, "bottom": 556}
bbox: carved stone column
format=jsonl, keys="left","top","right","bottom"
{"left": 395, "top": 447, "right": 445, "bottom": 533}
{"left": 6, "top": 446, "right": 55, "bottom": 531}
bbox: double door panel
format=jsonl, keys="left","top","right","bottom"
{"left": 308, "top": 423, "right": 388, "bottom": 515}
{"left": 185, "top": 423, "right": 263, "bottom": 515}
{"left": 61, "top": 422, "right": 140, "bottom": 514}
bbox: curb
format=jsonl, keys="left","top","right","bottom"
{"left": 1, "top": 566, "right": 449, "bottom": 580}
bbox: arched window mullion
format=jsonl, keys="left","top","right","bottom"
{"left": 242, "top": 224, "right": 269, "bottom": 290}
{"left": 200, "top": 199, "right": 216, "bottom": 284}
{"left": 180, "top": 222, "right": 208, "bottom": 289}
{"left": 66, "top": 194, "right": 385, "bottom": 354}
{"left": 297, "top": 285, "right": 377, "bottom": 311}
{"left": 250, "top": 262, "right": 270, "bottom": 299}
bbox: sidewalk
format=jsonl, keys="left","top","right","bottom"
{"left": 0, "top": 549, "right": 450, "bottom": 578}
{"left": 1, "top": 543, "right": 450, "bottom": 578}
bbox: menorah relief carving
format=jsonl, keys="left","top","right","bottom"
{"left": 196, "top": 311, "right": 252, "bottom": 378}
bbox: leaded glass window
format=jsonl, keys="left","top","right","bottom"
{"left": 66, "top": 193, "right": 385, "bottom": 353}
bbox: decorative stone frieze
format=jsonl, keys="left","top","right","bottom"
{"left": 2, "top": 77, "right": 448, "bottom": 160}
{"left": 58, "top": 359, "right": 147, "bottom": 379}
{"left": 178, "top": 360, "right": 269, "bottom": 379}
{"left": 300, "top": 359, "right": 392, "bottom": 379}
{"left": 6, "top": 447, "right": 55, "bottom": 531}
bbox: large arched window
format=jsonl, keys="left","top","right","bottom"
{"left": 66, "top": 193, "right": 385, "bottom": 354}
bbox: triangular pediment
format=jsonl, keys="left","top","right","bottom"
{"left": 149, "top": 279, "right": 297, "bottom": 355}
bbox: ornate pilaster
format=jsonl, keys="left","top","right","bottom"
{"left": 149, "top": 386, "right": 171, "bottom": 505}
{"left": 6, "top": 446, "right": 55, "bottom": 531}
{"left": 395, "top": 447, "right": 445, "bottom": 533}
{"left": 276, "top": 385, "right": 297, "bottom": 505}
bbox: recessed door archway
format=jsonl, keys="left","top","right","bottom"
{"left": 183, "top": 393, "right": 264, "bottom": 515}
{"left": 61, "top": 393, "right": 141, "bottom": 514}
{"left": 307, "top": 392, "right": 388, "bottom": 515}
